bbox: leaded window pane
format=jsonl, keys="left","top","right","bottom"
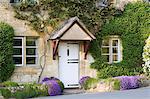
{"left": 13, "top": 39, "right": 22, "bottom": 46}
{"left": 13, "top": 57, "right": 22, "bottom": 64}
{"left": 26, "top": 48, "right": 36, "bottom": 55}
{"left": 112, "top": 40, "right": 118, "bottom": 46}
{"left": 102, "top": 47, "right": 109, "bottom": 54}
{"left": 112, "top": 48, "right": 118, "bottom": 54}
{"left": 13, "top": 48, "right": 22, "bottom": 55}
{"left": 102, "top": 39, "right": 109, "bottom": 46}
{"left": 26, "top": 57, "right": 36, "bottom": 64}
{"left": 113, "top": 55, "right": 118, "bottom": 61}
{"left": 26, "top": 38, "right": 36, "bottom": 46}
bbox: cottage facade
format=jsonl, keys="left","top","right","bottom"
{"left": 0, "top": 0, "right": 144, "bottom": 88}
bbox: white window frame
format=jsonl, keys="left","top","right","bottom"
{"left": 13, "top": 37, "right": 24, "bottom": 66}
{"left": 13, "top": 37, "right": 38, "bottom": 66}
{"left": 102, "top": 36, "right": 122, "bottom": 64}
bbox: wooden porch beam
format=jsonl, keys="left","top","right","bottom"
{"left": 53, "top": 40, "right": 60, "bottom": 60}
{"left": 84, "top": 41, "right": 90, "bottom": 60}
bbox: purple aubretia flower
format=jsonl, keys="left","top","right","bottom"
{"left": 42, "top": 80, "right": 62, "bottom": 96}
{"left": 41, "top": 77, "right": 51, "bottom": 82}
{"left": 41, "top": 77, "right": 64, "bottom": 96}
{"left": 79, "top": 76, "right": 91, "bottom": 87}
{"left": 41, "top": 77, "right": 59, "bottom": 83}
{"left": 115, "top": 76, "right": 140, "bottom": 90}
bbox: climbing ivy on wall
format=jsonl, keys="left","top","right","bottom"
{"left": 13, "top": 0, "right": 116, "bottom": 33}
{"left": 0, "top": 22, "right": 15, "bottom": 82}
{"left": 90, "top": 2, "right": 150, "bottom": 78}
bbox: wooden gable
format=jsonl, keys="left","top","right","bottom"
{"left": 49, "top": 17, "right": 95, "bottom": 40}
{"left": 61, "top": 23, "right": 92, "bottom": 40}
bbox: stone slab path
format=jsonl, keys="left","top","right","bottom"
{"left": 63, "top": 88, "right": 85, "bottom": 95}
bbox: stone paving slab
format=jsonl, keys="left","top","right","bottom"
{"left": 63, "top": 88, "right": 85, "bottom": 95}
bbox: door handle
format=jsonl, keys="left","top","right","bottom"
{"left": 68, "top": 59, "right": 79, "bottom": 61}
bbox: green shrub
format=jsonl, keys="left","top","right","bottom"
{"left": 90, "top": 2, "right": 150, "bottom": 78}
{"left": 82, "top": 78, "right": 98, "bottom": 90}
{"left": 11, "top": 90, "right": 36, "bottom": 99}
{"left": 103, "top": 78, "right": 121, "bottom": 90}
{"left": 11, "top": 85, "right": 38, "bottom": 99}
{"left": 80, "top": 77, "right": 121, "bottom": 91}
{"left": 0, "top": 89, "right": 11, "bottom": 99}
{"left": 97, "top": 65, "right": 142, "bottom": 79}
{"left": 11, "top": 83, "right": 48, "bottom": 99}
{"left": 19, "top": 83, "right": 48, "bottom": 97}
{"left": 2, "top": 81, "right": 18, "bottom": 87}
{"left": 0, "top": 22, "right": 15, "bottom": 82}
{"left": 113, "top": 79, "right": 120, "bottom": 90}
{"left": 0, "top": 83, "right": 48, "bottom": 99}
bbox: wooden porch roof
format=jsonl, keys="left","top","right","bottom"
{"left": 49, "top": 17, "right": 96, "bottom": 40}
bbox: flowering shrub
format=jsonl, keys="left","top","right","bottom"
{"left": 42, "top": 80, "right": 61, "bottom": 96}
{"left": 79, "top": 76, "right": 98, "bottom": 90}
{"left": 0, "top": 82, "right": 48, "bottom": 98}
{"left": 49, "top": 77, "right": 64, "bottom": 92}
{"left": 143, "top": 36, "right": 150, "bottom": 75}
{"left": 115, "top": 76, "right": 140, "bottom": 90}
{"left": 41, "top": 77, "right": 64, "bottom": 96}
{"left": 79, "top": 76, "right": 91, "bottom": 88}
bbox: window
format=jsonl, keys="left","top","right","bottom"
{"left": 102, "top": 36, "right": 122, "bottom": 63}
{"left": 13, "top": 37, "right": 38, "bottom": 66}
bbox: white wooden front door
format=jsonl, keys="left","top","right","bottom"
{"left": 59, "top": 42, "right": 79, "bottom": 88}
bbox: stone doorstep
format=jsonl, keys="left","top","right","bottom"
{"left": 63, "top": 88, "right": 85, "bottom": 95}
